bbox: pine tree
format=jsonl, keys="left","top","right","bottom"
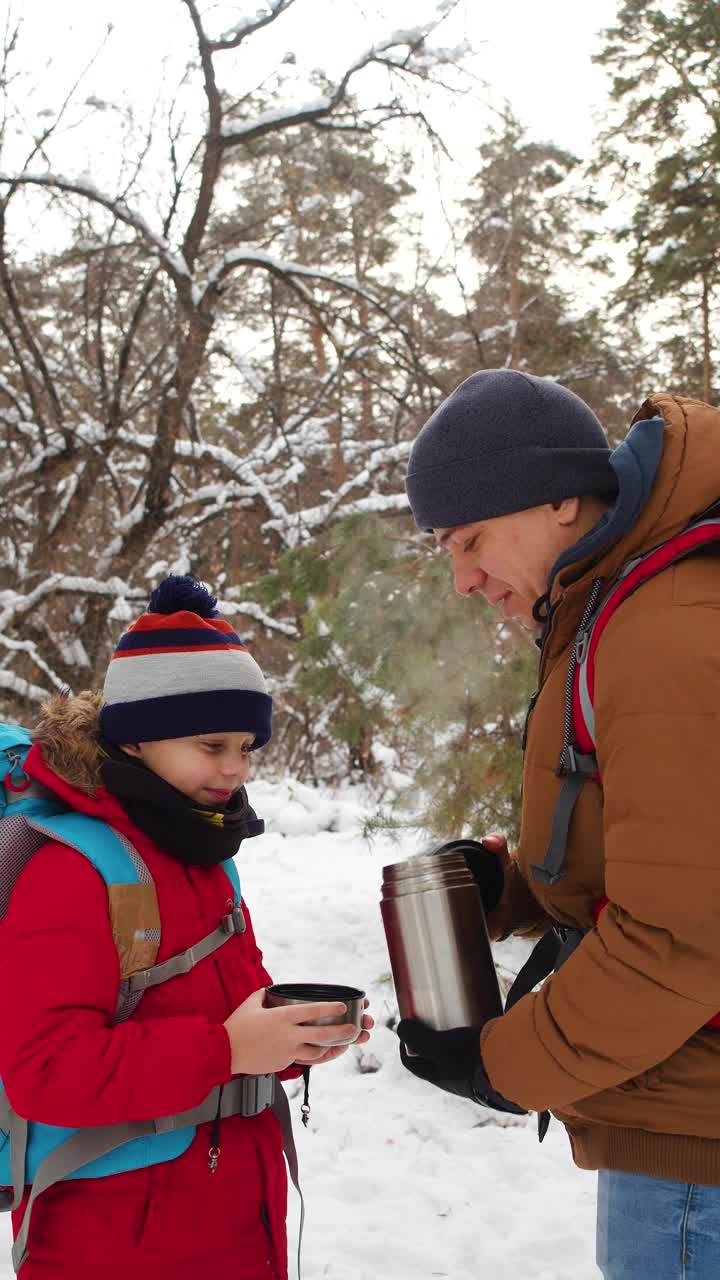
{"left": 459, "top": 109, "right": 640, "bottom": 439}
{"left": 252, "top": 514, "right": 536, "bottom": 839}
{"left": 595, "top": 0, "right": 720, "bottom": 402}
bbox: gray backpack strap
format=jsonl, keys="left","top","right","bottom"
{"left": 272, "top": 1076, "right": 305, "bottom": 1280}
{"left": 530, "top": 576, "right": 605, "bottom": 887}
{"left": 530, "top": 748, "right": 598, "bottom": 886}
{"left": 8, "top": 1072, "right": 276, "bottom": 1273}
{"left": 123, "top": 907, "right": 246, "bottom": 995}
{"left": 0, "top": 1088, "right": 26, "bottom": 1213}
{"left": 11, "top": 1116, "right": 159, "bottom": 1271}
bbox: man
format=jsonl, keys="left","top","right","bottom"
{"left": 399, "top": 369, "right": 720, "bottom": 1280}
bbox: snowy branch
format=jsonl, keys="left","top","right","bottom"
{"left": 0, "top": 172, "right": 193, "bottom": 291}
{"left": 220, "top": 599, "right": 298, "bottom": 638}
{"left": 210, "top": 0, "right": 299, "bottom": 52}
{"left": 220, "top": 24, "right": 447, "bottom": 149}
{"left": 0, "top": 669, "right": 48, "bottom": 705}
{"left": 0, "top": 576, "right": 145, "bottom": 634}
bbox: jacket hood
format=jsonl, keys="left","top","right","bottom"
{"left": 548, "top": 414, "right": 665, "bottom": 589}
{"left": 555, "top": 395, "right": 720, "bottom": 595}
{"left": 32, "top": 690, "right": 104, "bottom": 794}
{"left": 28, "top": 691, "right": 140, "bottom": 834}
{"left": 540, "top": 394, "right": 720, "bottom": 662}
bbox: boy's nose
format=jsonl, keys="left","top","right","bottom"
{"left": 222, "top": 757, "right": 249, "bottom": 778}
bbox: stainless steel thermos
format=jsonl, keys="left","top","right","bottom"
{"left": 380, "top": 840, "right": 503, "bottom": 1030}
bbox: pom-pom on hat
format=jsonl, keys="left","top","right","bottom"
{"left": 99, "top": 575, "right": 272, "bottom": 748}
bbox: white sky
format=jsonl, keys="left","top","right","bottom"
{"left": 5, "top": 0, "right": 624, "bottom": 295}
{"left": 10, "top": 0, "right": 619, "bottom": 158}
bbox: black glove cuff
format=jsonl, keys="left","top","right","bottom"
{"left": 471, "top": 1059, "right": 527, "bottom": 1115}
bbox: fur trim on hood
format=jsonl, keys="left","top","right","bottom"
{"left": 33, "top": 691, "right": 104, "bottom": 794}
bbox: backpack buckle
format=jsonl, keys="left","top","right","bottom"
{"left": 558, "top": 745, "right": 578, "bottom": 776}
{"left": 575, "top": 631, "right": 589, "bottom": 665}
{"left": 221, "top": 907, "right": 246, "bottom": 935}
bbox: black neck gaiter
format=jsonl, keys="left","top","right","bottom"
{"left": 99, "top": 742, "right": 264, "bottom": 867}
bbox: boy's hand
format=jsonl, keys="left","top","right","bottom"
{"left": 223, "top": 989, "right": 358, "bottom": 1076}
{"left": 295, "top": 1000, "right": 374, "bottom": 1066}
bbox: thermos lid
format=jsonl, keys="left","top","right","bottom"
{"left": 381, "top": 839, "right": 486, "bottom": 898}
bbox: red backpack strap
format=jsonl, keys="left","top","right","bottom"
{"left": 576, "top": 515, "right": 720, "bottom": 750}
{"left": 531, "top": 514, "right": 720, "bottom": 887}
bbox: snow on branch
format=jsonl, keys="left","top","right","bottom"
{"left": 210, "top": 0, "right": 298, "bottom": 51}
{"left": 221, "top": 96, "right": 333, "bottom": 143}
{"left": 0, "top": 669, "right": 48, "bottom": 705}
{"left": 220, "top": 20, "right": 459, "bottom": 148}
{"left": 199, "top": 242, "right": 376, "bottom": 309}
{"left": 266, "top": 486, "right": 410, "bottom": 547}
{"left": 0, "top": 172, "right": 192, "bottom": 289}
{"left": 219, "top": 599, "right": 298, "bottom": 638}
{"left": 0, "top": 634, "right": 68, "bottom": 693}
{"left": 0, "top": 575, "right": 146, "bottom": 634}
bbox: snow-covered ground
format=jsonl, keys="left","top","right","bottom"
{"left": 0, "top": 777, "right": 599, "bottom": 1278}
{"left": 243, "top": 779, "right": 599, "bottom": 1279}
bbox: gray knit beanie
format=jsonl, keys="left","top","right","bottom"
{"left": 405, "top": 369, "right": 618, "bottom": 531}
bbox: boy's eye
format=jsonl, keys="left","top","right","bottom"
{"left": 463, "top": 536, "right": 477, "bottom": 554}
{"left": 200, "top": 742, "right": 223, "bottom": 752}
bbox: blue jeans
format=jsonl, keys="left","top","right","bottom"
{"left": 597, "top": 1170, "right": 720, "bottom": 1278}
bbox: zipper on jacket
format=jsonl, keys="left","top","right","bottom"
{"left": 524, "top": 577, "right": 604, "bottom": 756}
{"left": 557, "top": 578, "right": 605, "bottom": 773}
{"left": 521, "top": 688, "right": 541, "bottom": 752}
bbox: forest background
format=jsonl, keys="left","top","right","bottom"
{"left": 0, "top": 0, "right": 716, "bottom": 843}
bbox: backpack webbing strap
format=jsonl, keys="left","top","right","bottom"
{"left": 124, "top": 907, "right": 246, "bottom": 993}
{"left": 11, "top": 1117, "right": 159, "bottom": 1271}
{"left": 504, "top": 928, "right": 563, "bottom": 1011}
{"left": 9, "top": 1072, "right": 278, "bottom": 1273}
{"left": 0, "top": 1089, "right": 25, "bottom": 1213}
{"left": 272, "top": 1076, "right": 306, "bottom": 1280}
{"left": 530, "top": 749, "right": 598, "bottom": 886}
{"left": 503, "top": 922, "right": 586, "bottom": 1147}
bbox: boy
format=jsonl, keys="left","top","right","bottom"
{"left": 0, "top": 575, "right": 371, "bottom": 1280}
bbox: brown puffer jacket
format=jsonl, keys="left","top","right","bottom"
{"left": 480, "top": 393, "right": 720, "bottom": 1186}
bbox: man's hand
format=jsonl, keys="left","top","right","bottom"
{"left": 397, "top": 1018, "right": 526, "bottom": 1115}
{"left": 478, "top": 832, "right": 515, "bottom": 942}
{"left": 462, "top": 837, "right": 506, "bottom": 915}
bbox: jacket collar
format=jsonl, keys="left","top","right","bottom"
{"left": 539, "top": 394, "right": 720, "bottom": 667}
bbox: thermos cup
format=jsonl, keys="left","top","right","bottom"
{"left": 265, "top": 982, "right": 365, "bottom": 1046}
{"left": 380, "top": 840, "right": 503, "bottom": 1030}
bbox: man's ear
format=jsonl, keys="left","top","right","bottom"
{"left": 118, "top": 743, "right": 142, "bottom": 759}
{"left": 551, "top": 497, "right": 581, "bottom": 526}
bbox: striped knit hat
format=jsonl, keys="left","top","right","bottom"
{"left": 99, "top": 576, "right": 272, "bottom": 748}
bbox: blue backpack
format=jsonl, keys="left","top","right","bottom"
{"left": 0, "top": 724, "right": 282, "bottom": 1274}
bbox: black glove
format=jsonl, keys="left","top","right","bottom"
{"left": 397, "top": 1018, "right": 527, "bottom": 1115}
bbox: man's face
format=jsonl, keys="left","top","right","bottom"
{"left": 435, "top": 504, "right": 577, "bottom": 628}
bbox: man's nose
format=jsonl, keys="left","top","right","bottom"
{"left": 454, "top": 565, "right": 487, "bottom": 597}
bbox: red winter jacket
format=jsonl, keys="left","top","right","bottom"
{"left": 0, "top": 741, "right": 297, "bottom": 1280}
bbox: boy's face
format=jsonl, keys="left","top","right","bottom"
{"left": 120, "top": 731, "right": 256, "bottom": 805}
